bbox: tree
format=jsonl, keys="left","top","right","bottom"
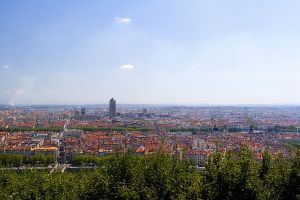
{"left": 284, "top": 149, "right": 300, "bottom": 199}
{"left": 260, "top": 149, "right": 271, "bottom": 180}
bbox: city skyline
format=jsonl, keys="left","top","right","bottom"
{"left": 1, "top": 2, "right": 300, "bottom": 198}
{"left": 1, "top": 1, "right": 300, "bottom": 105}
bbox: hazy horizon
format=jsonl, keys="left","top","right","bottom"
{"left": 1, "top": 102, "right": 300, "bottom": 108}
{"left": 1, "top": 1, "right": 300, "bottom": 105}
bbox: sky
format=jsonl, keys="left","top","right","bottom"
{"left": 1, "top": 0, "right": 300, "bottom": 105}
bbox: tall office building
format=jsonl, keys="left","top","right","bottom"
{"left": 81, "top": 108, "right": 86, "bottom": 115}
{"left": 109, "top": 98, "right": 116, "bottom": 118}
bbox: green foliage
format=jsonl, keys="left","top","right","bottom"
{"left": 0, "top": 126, "right": 63, "bottom": 132}
{"left": 260, "top": 149, "right": 271, "bottom": 180}
{"left": 283, "top": 149, "right": 300, "bottom": 200}
{"left": 0, "top": 153, "right": 202, "bottom": 200}
{"left": 259, "top": 154, "right": 292, "bottom": 200}
{"left": 202, "top": 147, "right": 261, "bottom": 200}
{"left": 0, "top": 150, "right": 300, "bottom": 199}
{"left": 201, "top": 147, "right": 300, "bottom": 200}
{"left": 71, "top": 126, "right": 153, "bottom": 132}
{"left": 266, "top": 125, "right": 298, "bottom": 133}
{"left": 167, "top": 126, "right": 242, "bottom": 133}
{"left": 281, "top": 141, "right": 300, "bottom": 152}
{"left": 0, "top": 154, "right": 55, "bottom": 167}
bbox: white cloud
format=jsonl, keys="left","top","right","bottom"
{"left": 4, "top": 90, "right": 12, "bottom": 94}
{"left": 114, "top": 17, "right": 131, "bottom": 24}
{"left": 120, "top": 64, "right": 135, "bottom": 70}
{"left": 2, "top": 65, "right": 10, "bottom": 69}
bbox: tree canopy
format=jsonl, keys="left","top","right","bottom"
{"left": 0, "top": 149, "right": 299, "bottom": 199}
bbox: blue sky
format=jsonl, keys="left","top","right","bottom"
{"left": 1, "top": 0, "right": 300, "bottom": 105}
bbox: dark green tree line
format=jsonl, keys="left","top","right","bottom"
{"left": 0, "top": 154, "right": 55, "bottom": 167}
{"left": 0, "top": 149, "right": 299, "bottom": 199}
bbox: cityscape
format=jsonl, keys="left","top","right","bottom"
{"left": 1, "top": 0, "right": 300, "bottom": 199}
{"left": 0, "top": 98, "right": 299, "bottom": 170}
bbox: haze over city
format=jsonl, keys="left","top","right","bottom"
{"left": 1, "top": 1, "right": 300, "bottom": 199}
{"left": 1, "top": 0, "right": 300, "bottom": 105}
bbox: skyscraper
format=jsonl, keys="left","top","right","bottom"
{"left": 81, "top": 108, "right": 86, "bottom": 115}
{"left": 109, "top": 98, "right": 116, "bottom": 118}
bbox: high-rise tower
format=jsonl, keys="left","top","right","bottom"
{"left": 109, "top": 98, "right": 116, "bottom": 118}
{"left": 81, "top": 108, "right": 86, "bottom": 115}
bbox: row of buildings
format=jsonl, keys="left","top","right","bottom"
{"left": 0, "top": 129, "right": 297, "bottom": 167}
{"left": 0, "top": 102, "right": 299, "bottom": 167}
